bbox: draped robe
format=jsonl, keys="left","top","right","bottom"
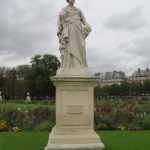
{"left": 57, "top": 6, "right": 91, "bottom": 69}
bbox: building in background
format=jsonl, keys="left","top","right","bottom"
{"left": 96, "top": 68, "right": 150, "bottom": 86}
{"left": 129, "top": 68, "right": 150, "bottom": 83}
{"left": 97, "top": 71, "right": 127, "bottom": 86}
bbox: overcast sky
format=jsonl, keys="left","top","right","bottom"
{"left": 0, "top": 0, "right": 150, "bottom": 76}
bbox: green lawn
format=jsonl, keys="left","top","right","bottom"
{"left": 0, "top": 102, "right": 55, "bottom": 111}
{"left": 0, "top": 132, "right": 49, "bottom": 150}
{"left": 0, "top": 131, "right": 150, "bottom": 150}
{"left": 98, "top": 131, "right": 150, "bottom": 150}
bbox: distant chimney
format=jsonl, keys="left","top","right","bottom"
{"left": 146, "top": 68, "right": 149, "bottom": 72}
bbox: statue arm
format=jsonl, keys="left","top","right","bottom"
{"left": 57, "top": 8, "right": 67, "bottom": 42}
{"left": 80, "top": 10, "right": 92, "bottom": 32}
{"left": 57, "top": 16, "right": 63, "bottom": 42}
{"left": 80, "top": 10, "right": 92, "bottom": 39}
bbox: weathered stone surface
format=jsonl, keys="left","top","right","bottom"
{"left": 45, "top": 0, "right": 105, "bottom": 149}
{"left": 44, "top": 77, "right": 105, "bottom": 150}
{"left": 57, "top": 0, "right": 91, "bottom": 70}
{"left": 56, "top": 68, "right": 92, "bottom": 77}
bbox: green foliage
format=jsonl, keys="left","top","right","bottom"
{"left": 128, "top": 123, "right": 141, "bottom": 131}
{"left": 142, "top": 116, "right": 150, "bottom": 130}
{"left": 117, "top": 125, "right": 126, "bottom": 131}
{"left": 94, "top": 86, "right": 102, "bottom": 97}
{"left": 120, "top": 81, "right": 130, "bottom": 95}
{"left": 94, "top": 112, "right": 116, "bottom": 130}
{"left": 16, "top": 65, "right": 32, "bottom": 80}
{"left": 94, "top": 79, "right": 150, "bottom": 97}
{"left": 0, "top": 54, "right": 60, "bottom": 98}
{"left": 2, "top": 108, "right": 35, "bottom": 131}
{"left": 0, "top": 104, "right": 55, "bottom": 132}
{"left": 94, "top": 100, "right": 150, "bottom": 131}
{"left": 109, "top": 84, "right": 120, "bottom": 96}
{"left": 95, "top": 124, "right": 109, "bottom": 131}
{"left": 30, "top": 54, "right": 60, "bottom": 96}
{"left": 1, "top": 101, "right": 150, "bottom": 132}
{"left": 32, "top": 107, "right": 55, "bottom": 124}
{"left": 33, "top": 121, "right": 55, "bottom": 132}
{"left": 0, "top": 120, "right": 7, "bottom": 132}
{"left": 31, "top": 54, "right": 60, "bottom": 76}
{"left": 143, "top": 80, "right": 150, "bottom": 94}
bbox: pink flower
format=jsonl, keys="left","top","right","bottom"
{"left": 29, "top": 121, "right": 33, "bottom": 125}
{"left": 135, "top": 127, "right": 141, "bottom": 131}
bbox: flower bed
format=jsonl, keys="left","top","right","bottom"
{"left": 0, "top": 104, "right": 55, "bottom": 132}
{"left": 94, "top": 100, "right": 150, "bottom": 131}
{"left": 0, "top": 100, "right": 150, "bottom": 132}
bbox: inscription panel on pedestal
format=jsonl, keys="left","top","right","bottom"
{"left": 61, "top": 90, "right": 90, "bottom": 126}
{"left": 68, "top": 105, "right": 83, "bottom": 114}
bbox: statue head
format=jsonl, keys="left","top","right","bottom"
{"left": 66, "top": 0, "right": 75, "bottom": 4}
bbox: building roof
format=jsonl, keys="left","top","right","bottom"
{"left": 100, "top": 71, "right": 126, "bottom": 80}
{"left": 131, "top": 68, "right": 150, "bottom": 78}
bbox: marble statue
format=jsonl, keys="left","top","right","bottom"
{"left": 44, "top": 1, "right": 105, "bottom": 150}
{"left": 0, "top": 91, "right": 2, "bottom": 102}
{"left": 26, "top": 92, "right": 31, "bottom": 102}
{"left": 57, "top": 0, "right": 91, "bottom": 70}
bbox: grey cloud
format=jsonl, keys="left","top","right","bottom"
{"left": 119, "top": 35, "right": 150, "bottom": 57}
{"left": 115, "top": 35, "right": 150, "bottom": 74}
{"left": 0, "top": 0, "right": 58, "bottom": 59}
{"left": 131, "top": 37, "right": 150, "bottom": 57}
{"left": 87, "top": 35, "right": 150, "bottom": 76}
{"left": 104, "top": 6, "right": 147, "bottom": 31}
{"left": 0, "top": 0, "right": 150, "bottom": 76}
{"left": 87, "top": 47, "right": 125, "bottom": 74}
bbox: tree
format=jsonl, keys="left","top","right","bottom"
{"left": 16, "top": 65, "right": 32, "bottom": 80}
{"left": 5, "top": 68, "right": 17, "bottom": 82}
{"left": 30, "top": 54, "right": 60, "bottom": 96}
{"left": 120, "top": 81, "right": 130, "bottom": 95}
{"left": 4, "top": 68, "right": 17, "bottom": 97}
{"left": 94, "top": 86, "right": 102, "bottom": 98}
{"left": 31, "top": 54, "right": 60, "bottom": 76}
{"left": 130, "top": 81, "right": 143, "bottom": 96}
{"left": 102, "top": 85, "right": 110, "bottom": 96}
{"left": 0, "top": 76, "right": 7, "bottom": 92}
{"left": 0, "top": 54, "right": 60, "bottom": 99}
{"left": 143, "top": 80, "right": 150, "bottom": 94}
{"left": 109, "top": 84, "right": 120, "bottom": 96}
{"left": 0, "top": 66, "right": 6, "bottom": 77}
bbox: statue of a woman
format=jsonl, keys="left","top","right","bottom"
{"left": 57, "top": 0, "right": 91, "bottom": 71}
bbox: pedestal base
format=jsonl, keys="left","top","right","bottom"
{"left": 45, "top": 127, "right": 104, "bottom": 150}
{"left": 45, "top": 144, "right": 104, "bottom": 150}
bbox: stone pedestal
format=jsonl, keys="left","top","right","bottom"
{"left": 45, "top": 76, "right": 105, "bottom": 150}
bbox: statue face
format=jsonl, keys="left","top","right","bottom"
{"left": 67, "top": 0, "right": 75, "bottom": 4}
